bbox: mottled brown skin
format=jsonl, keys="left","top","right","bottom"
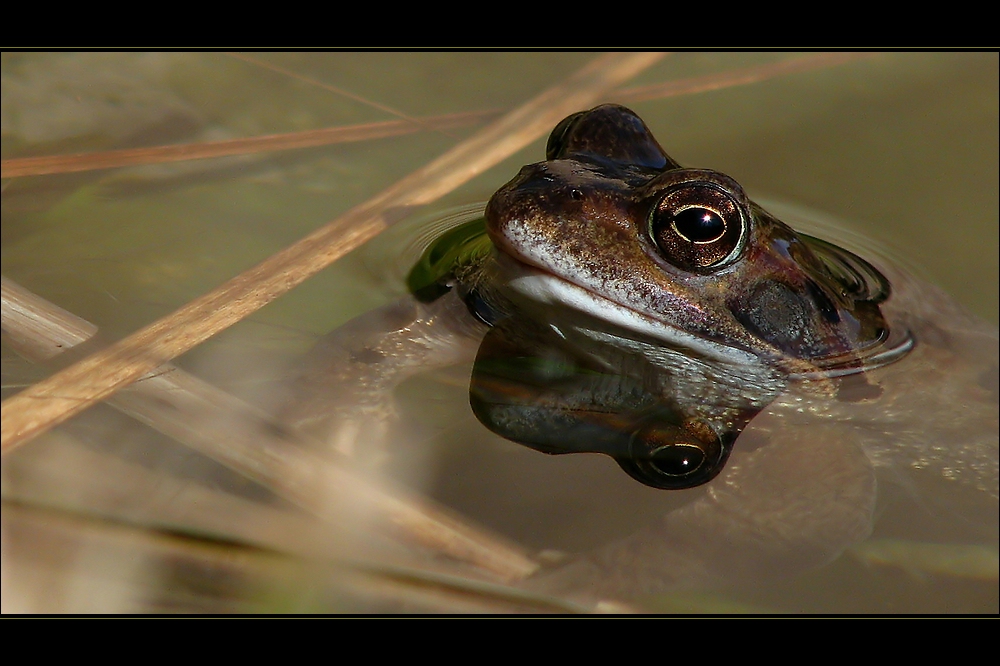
{"left": 485, "top": 104, "right": 889, "bottom": 366}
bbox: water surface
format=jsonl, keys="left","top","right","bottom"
{"left": 2, "top": 52, "right": 997, "bottom": 613}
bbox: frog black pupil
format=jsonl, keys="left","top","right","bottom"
{"left": 673, "top": 207, "right": 726, "bottom": 243}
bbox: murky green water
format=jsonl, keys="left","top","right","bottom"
{"left": 2, "top": 52, "right": 997, "bottom": 613}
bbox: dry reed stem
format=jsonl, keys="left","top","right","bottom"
{"left": 2, "top": 503, "right": 589, "bottom": 613}
{"left": 1, "top": 276, "right": 540, "bottom": 580}
{"left": 616, "top": 52, "right": 875, "bottom": 103}
{"left": 0, "top": 52, "right": 663, "bottom": 456}
{"left": 0, "top": 53, "right": 872, "bottom": 180}
{"left": 0, "top": 111, "right": 496, "bottom": 178}
{"left": 1, "top": 278, "right": 98, "bottom": 359}
{"left": 225, "top": 52, "right": 446, "bottom": 134}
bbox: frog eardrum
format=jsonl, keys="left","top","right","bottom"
{"left": 411, "top": 104, "right": 906, "bottom": 490}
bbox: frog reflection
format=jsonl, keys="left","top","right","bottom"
{"left": 410, "top": 104, "right": 907, "bottom": 490}
{"left": 281, "top": 105, "right": 997, "bottom": 600}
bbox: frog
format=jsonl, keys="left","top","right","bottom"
{"left": 278, "top": 104, "right": 998, "bottom": 601}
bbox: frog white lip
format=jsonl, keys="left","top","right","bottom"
{"left": 493, "top": 251, "right": 761, "bottom": 366}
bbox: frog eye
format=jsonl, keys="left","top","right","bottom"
{"left": 649, "top": 184, "right": 745, "bottom": 271}
{"left": 545, "top": 111, "right": 586, "bottom": 160}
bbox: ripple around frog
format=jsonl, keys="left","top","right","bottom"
{"left": 360, "top": 202, "right": 489, "bottom": 293}
{"left": 376, "top": 194, "right": 931, "bottom": 493}
{"left": 754, "top": 198, "right": 921, "bottom": 378}
{"left": 385, "top": 199, "right": 919, "bottom": 383}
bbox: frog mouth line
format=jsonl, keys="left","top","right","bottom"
{"left": 491, "top": 250, "right": 764, "bottom": 367}
{"left": 493, "top": 249, "right": 915, "bottom": 377}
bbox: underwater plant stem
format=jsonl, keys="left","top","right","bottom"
{"left": 0, "top": 276, "right": 539, "bottom": 580}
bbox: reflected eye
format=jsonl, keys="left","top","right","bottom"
{"left": 615, "top": 420, "right": 728, "bottom": 490}
{"left": 650, "top": 184, "right": 745, "bottom": 271}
